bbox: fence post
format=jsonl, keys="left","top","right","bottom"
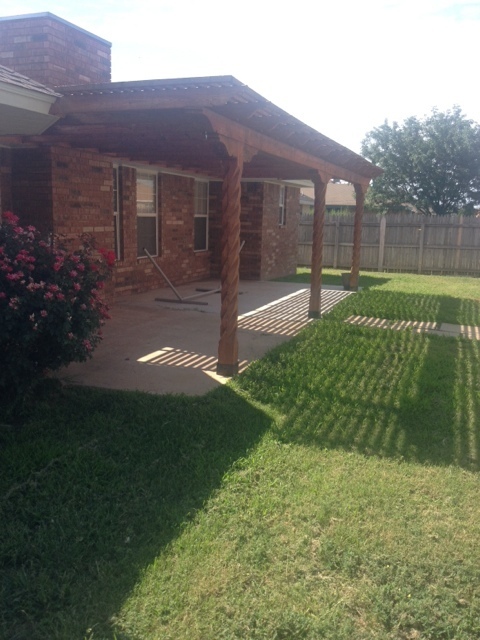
{"left": 418, "top": 222, "right": 425, "bottom": 274}
{"left": 378, "top": 215, "right": 386, "bottom": 271}
{"left": 454, "top": 215, "right": 464, "bottom": 274}
{"left": 333, "top": 218, "right": 340, "bottom": 269}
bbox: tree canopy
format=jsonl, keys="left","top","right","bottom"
{"left": 361, "top": 107, "right": 480, "bottom": 215}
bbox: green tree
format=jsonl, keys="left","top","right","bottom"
{"left": 361, "top": 107, "right": 480, "bottom": 215}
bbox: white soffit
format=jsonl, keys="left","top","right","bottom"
{"left": 0, "top": 81, "right": 59, "bottom": 135}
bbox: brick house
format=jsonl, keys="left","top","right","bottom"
{"left": 0, "top": 12, "right": 381, "bottom": 374}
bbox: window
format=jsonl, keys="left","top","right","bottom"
{"left": 113, "top": 166, "right": 121, "bottom": 260}
{"left": 137, "top": 172, "right": 158, "bottom": 257}
{"left": 194, "top": 180, "right": 209, "bottom": 251}
{"left": 278, "top": 185, "right": 287, "bottom": 226}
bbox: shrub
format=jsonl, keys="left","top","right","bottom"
{"left": 0, "top": 211, "right": 114, "bottom": 399}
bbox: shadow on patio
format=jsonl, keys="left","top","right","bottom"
{"left": 58, "top": 280, "right": 353, "bottom": 395}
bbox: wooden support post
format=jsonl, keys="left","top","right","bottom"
{"left": 308, "top": 174, "right": 328, "bottom": 319}
{"left": 217, "top": 152, "right": 244, "bottom": 376}
{"left": 333, "top": 218, "right": 340, "bottom": 269}
{"left": 350, "top": 182, "right": 368, "bottom": 290}
{"left": 377, "top": 214, "right": 386, "bottom": 272}
{"left": 418, "top": 223, "right": 425, "bottom": 274}
{"left": 454, "top": 215, "right": 464, "bottom": 274}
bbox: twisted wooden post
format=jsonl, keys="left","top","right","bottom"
{"left": 350, "top": 182, "right": 368, "bottom": 290}
{"left": 217, "top": 152, "right": 243, "bottom": 376}
{"left": 308, "top": 174, "right": 328, "bottom": 318}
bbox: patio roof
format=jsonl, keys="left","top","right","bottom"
{"left": 41, "top": 75, "right": 381, "bottom": 185}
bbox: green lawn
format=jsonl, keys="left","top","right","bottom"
{"left": 1, "top": 271, "right": 480, "bottom": 640}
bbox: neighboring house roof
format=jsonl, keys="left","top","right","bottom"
{"left": 326, "top": 183, "right": 356, "bottom": 207}
{"left": 300, "top": 194, "right": 315, "bottom": 206}
{"left": 0, "top": 64, "right": 61, "bottom": 135}
{"left": 301, "top": 182, "right": 357, "bottom": 207}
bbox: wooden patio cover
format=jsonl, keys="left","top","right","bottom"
{"left": 43, "top": 76, "right": 382, "bottom": 375}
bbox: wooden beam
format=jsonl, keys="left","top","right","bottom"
{"left": 203, "top": 109, "right": 370, "bottom": 185}
{"left": 51, "top": 86, "right": 245, "bottom": 117}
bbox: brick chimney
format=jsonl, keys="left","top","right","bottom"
{"left": 0, "top": 12, "right": 111, "bottom": 88}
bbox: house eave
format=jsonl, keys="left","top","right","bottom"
{"left": 0, "top": 81, "right": 60, "bottom": 135}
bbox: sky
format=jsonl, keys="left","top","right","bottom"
{"left": 2, "top": 0, "right": 479, "bottom": 154}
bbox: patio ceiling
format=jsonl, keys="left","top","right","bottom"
{"left": 36, "top": 76, "right": 381, "bottom": 185}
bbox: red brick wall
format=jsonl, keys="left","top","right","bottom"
{"left": 7, "top": 147, "right": 299, "bottom": 300}
{"left": 239, "top": 182, "right": 264, "bottom": 279}
{"left": 11, "top": 145, "right": 113, "bottom": 247}
{"left": 113, "top": 169, "right": 212, "bottom": 296}
{"left": 11, "top": 147, "right": 54, "bottom": 233}
{"left": 0, "top": 13, "right": 111, "bottom": 88}
{"left": 0, "top": 148, "right": 13, "bottom": 215}
{"left": 49, "top": 147, "right": 113, "bottom": 250}
{"left": 260, "top": 183, "right": 299, "bottom": 280}
{"left": 209, "top": 181, "right": 265, "bottom": 280}
{"left": 208, "top": 181, "right": 299, "bottom": 281}
{"left": 207, "top": 180, "right": 223, "bottom": 278}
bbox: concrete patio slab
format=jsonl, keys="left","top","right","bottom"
{"left": 58, "top": 280, "right": 353, "bottom": 396}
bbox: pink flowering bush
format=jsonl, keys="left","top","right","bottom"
{"left": 0, "top": 211, "right": 114, "bottom": 398}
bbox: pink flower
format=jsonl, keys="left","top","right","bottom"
{"left": 44, "top": 292, "right": 54, "bottom": 301}
{"left": 40, "top": 310, "right": 48, "bottom": 317}
{"left": 73, "top": 283, "right": 81, "bottom": 291}
{"left": 99, "top": 247, "right": 116, "bottom": 267}
{"left": 69, "top": 270, "right": 78, "bottom": 278}
{"left": 56, "top": 293, "right": 65, "bottom": 301}
{"left": 2, "top": 211, "right": 19, "bottom": 225}
{"left": 83, "top": 339, "right": 93, "bottom": 352}
{"left": 67, "top": 332, "right": 74, "bottom": 340}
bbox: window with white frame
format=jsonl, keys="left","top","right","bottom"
{"left": 137, "top": 172, "right": 158, "bottom": 257}
{"left": 113, "top": 166, "right": 121, "bottom": 260}
{"left": 194, "top": 180, "right": 209, "bottom": 251}
{"left": 278, "top": 185, "right": 287, "bottom": 226}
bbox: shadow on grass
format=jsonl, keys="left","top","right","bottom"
{"left": 274, "top": 270, "right": 391, "bottom": 289}
{"left": 326, "top": 289, "right": 480, "bottom": 326}
{"left": 0, "top": 384, "right": 271, "bottom": 640}
{"left": 237, "top": 299, "right": 480, "bottom": 472}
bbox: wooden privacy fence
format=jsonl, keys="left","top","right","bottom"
{"left": 298, "top": 213, "right": 480, "bottom": 276}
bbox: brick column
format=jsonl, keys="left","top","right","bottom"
{"left": 217, "top": 152, "right": 244, "bottom": 376}
{"left": 350, "top": 182, "right": 368, "bottom": 291}
{"left": 308, "top": 174, "right": 328, "bottom": 318}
